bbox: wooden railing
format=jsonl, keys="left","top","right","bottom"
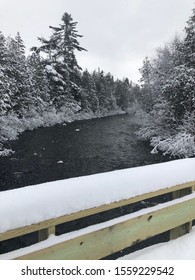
{"left": 0, "top": 181, "right": 195, "bottom": 260}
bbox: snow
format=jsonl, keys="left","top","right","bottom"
{"left": 0, "top": 108, "right": 125, "bottom": 157}
{"left": 1, "top": 192, "right": 195, "bottom": 260}
{"left": 0, "top": 158, "right": 195, "bottom": 234}
{"left": 150, "top": 133, "right": 195, "bottom": 158}
{"left": 57, "top": 160, "right": 63, "bottom": 164}
{"left": 45, "top": 65, "right": 58, "bottom": 75}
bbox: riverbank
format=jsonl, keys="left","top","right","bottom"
{"left": 0, "top": 106, "right": 126, "bottom": 157}
{"left": 0, "top": 114, "right": 171, "bottom": 191}
{"left": 132, "top": 108, "right": 195, "bottom": 158}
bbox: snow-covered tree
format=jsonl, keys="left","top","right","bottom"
{"left": 81, "top": 70, "right": 99, "bottom": 112}
{"left": 0, "top": 32, "right": 12, "bottom": 116}
{"left": 139, "top": 57, "right": 155, "bottom": 112}
{"left": 34, "top": 12, "right": 86, "bottom": 109}
{"left": 92, "top": 70, "right": 117, "bottom": 111}
{"left": 137, "top": 7, "right": 195, "bottom": 157}
{"left": 183, "top": 8, "right": 195, "bottom": 67}
{"left": 6, "top": 33, "right": 31, "bottom": 116}
{"left": 114, "top": 78, "right": 131, "bottom": 110}
{"left": 27, "top": 52, "right": 50, "bottom": 113}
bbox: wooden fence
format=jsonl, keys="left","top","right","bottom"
{"left": 0, "top": 181, "right": 195, "bottom": 260}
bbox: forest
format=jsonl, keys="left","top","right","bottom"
{"left": 0, "top": 13, "right": 134, "bottom": 156}
{"left": 137, "top": 8, "right": 195, "bottom": 158}
{"left": 0, "top": 9, "right": 194, "bottom": 158}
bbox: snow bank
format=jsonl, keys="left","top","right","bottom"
{"left": 150, "top": 133, "right": 195, "bottom": 158}
{"left": 0, "top": 158, "right": 195, "bottom": 234}
{"left": 0, "top": 108, "right": 125, "bottom": 157}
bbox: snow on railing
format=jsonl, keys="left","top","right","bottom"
{"left": 0, "top": 159, "right": 195, "bottom": 259}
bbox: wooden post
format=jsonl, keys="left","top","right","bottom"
{"left": 172, "top": 187, "right": 193, "bottom": 199}
{"left": 170, "top": 186, "right": 193, "bottom": 240}
{"left": 38, "top": 226, "right": 55, "bottom": 242}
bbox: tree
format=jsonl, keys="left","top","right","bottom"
{"left": 162, "top": 65, "right": 195, "bottom": 122}
{"left": 183, "top": 8, "right": 195, "bottom": 67}
{"left": 81, "top": 70, "right": 99, "bottom": 112}
{"left": 35, "top": 12, "right": 86, "bottom": 109}
{"left": 6, "top": 33, "right": 31, "bottom": 116}
{"left": 139, "top": 56, "right": 155, "bottom": 112}
{"left": 27, "top": 52, "right": 50, "bottom": 113}
{"left": 137, "top": 7, "right": 195, "bottom": 157}
{"left": 114, "top": 78, "right": 131, "bottom": 110}
{"left": 92, "top": 70, "right": 117, "bottom": 111}
{"left": 0, "top": 32, "right": 12, "bottom": 116}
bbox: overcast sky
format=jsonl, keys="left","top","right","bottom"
{"left": 0, "top": 0, "right": 194, "bottom": 82}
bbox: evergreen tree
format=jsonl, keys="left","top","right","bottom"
{"left": 81, "top": 70, "right": 99, "bottom": 112}
{"left": 0, "top": 32, "right": 12, "bottom": 116}
{"left": 35, "top": 12, "right": 86, "bottom": 109}
{"left": 0, "top": 32, "right": 7, "bottom": 66}
{"left": 0, "top": 67, "right": 12, "bottom": 116}
{"left": 92, "top": 70, "right": 117, "bottom": 111}
{"left": 6, "top": 33, "right": 31, "bottom": 116}
{"left": 139, "top": 57, "right": 154, "bottom": 112}
{"left": 104, "top": 72, "right": 117, "bottom": 110}
{"left": 114, "top": 78, "right": 131, "bottom": 110}
{"left": 183, "top": 8, "right": 195, "bottom": 67}
{"left": 162, "top": 65, "right": 195, "bottom": 122}
{"left": 27, "top": 52, "right": 50, "bottom": 113}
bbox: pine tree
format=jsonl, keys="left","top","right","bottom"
{"left": 6, "top": 33, "right": 31, "bottom": 116}
{"left": 104, "top": 72, "right": 117, "bottom": 110}
{"left": 0, "top": 32, "right": 12, "bottom": 116}
{"left": 114, "top": 78, "right": 131, "bottom": 110}
{"left": 35, "top": 12, "right": 86, "bottom": 109}
{"left": 81, "top": 70, "right": 99, "bottom": 112}
{"left": 27, "top": 52, "right": 50, "bottom": 113}
{"left": 139, "top": 57, "right": 155, "bottom": 112}
{"left": 0, "top": 67, "right": 12, "bottom": 116}
{"left": 92, "top": 70, "right": 117, "bottom": 111}
{"left": 183, "top": 8, "right": 195, "bottom": 67}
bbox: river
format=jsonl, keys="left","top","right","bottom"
{"left": 0, "top": 114, "right": 171, "bottom": 191}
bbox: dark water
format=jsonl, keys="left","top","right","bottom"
{"left": 0, "top": 114, "right": 171, "bottom": 191}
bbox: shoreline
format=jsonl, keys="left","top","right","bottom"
{"left": 0, "top": 108, "right": 126, "bottom": 157}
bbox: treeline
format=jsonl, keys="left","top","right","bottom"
{"left": 136, "top": 8, "right": 195, "bottom": 157}
{"left": 0, "top": 13, "right": 134, "bottom": 155}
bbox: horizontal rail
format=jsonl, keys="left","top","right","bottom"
{"left": 14, "top": 195, "right": 195, "bottom": 260}
{"left": 0, "top": 181, "right": 194, "bottom": 242}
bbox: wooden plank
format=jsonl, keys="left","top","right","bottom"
{"left": 14, "top": 196, "right": 195, "bottom": 260}
{"left": 170, "top": 186, "right": 193, "bottom": 239}
{"left": 170, "top": 222, "right": 192, "bottom": 240}
{"left": 172, "top": 186, "right": 193, "bottom": 199}
{"left": 38, "top": 226, "right": 55, "bottom": 242}
{"left": 1, "top": 181, "right": 195, "bottom": 242}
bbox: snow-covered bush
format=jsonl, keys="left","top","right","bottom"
{"left": 0, "top": 147, "right": 14, "bottom": 157}
{"left": 150, "top": 132, "right": 195, "bottom": 158}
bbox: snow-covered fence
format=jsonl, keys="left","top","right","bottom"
{"left": 0, "top": 159, "right": 195, "bottom": 259}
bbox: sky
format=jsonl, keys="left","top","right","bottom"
{"left": 0, "top": 0, "right": 194, "bottom": 83}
